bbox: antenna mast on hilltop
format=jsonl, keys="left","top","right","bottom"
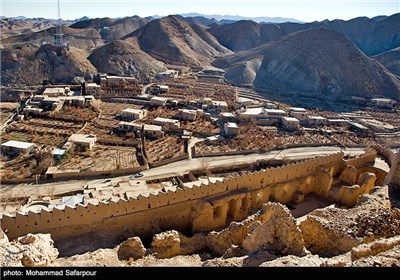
{"left": 53, "top": 0, "right": 68, "bottom": 47}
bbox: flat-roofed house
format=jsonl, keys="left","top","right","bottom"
{"left": 118, "top": 121, "right": 141, "bottom": 132}
{"left": 85, "top": 83, "right": 101, "bottom": 95}
{"left": 143, "top": 124, "right": 164, "bottom": 139}
{"left": 235, "top": 97, "right": 253, "bottom": 109}
{"left": 1, "top": 140, "right": 35, "bottom": 157}
{"left": 120, "top": 108, "right": 147, "bottom": 120}
{"left": 224, "top": 122, "right": 239, "bottom": 137}
{"left": 370, "top": 98, "right": 397, "bottom": 109}
{"left": 307, "top": 116, "right": 327, "bottom": 126}
{"left": 156, "top": 70, "right": 179, "bottom": 81}
{"left": 179, "top": 109, "right": 197, "bottom": 121}
{"left": 150, "top": 96, "right": 168, "bottom": 107}
{"left": 238, "top": 107, "right": 264, "bottom": 120}
{"left": 281, "top": 117, "right": 300, "bottom": 131}
{"left": 67, "top": 134, "right": 97, "bottom": 151}
{"left": 289, "top": 107, "right": 308, "bottom": 121}
{"left": 210, "top": 101, "right": 229, "bottom": 112}
{"left": 43, "top": 87, "right": 66, "bottom": 97}
{"left": 106, "top": 76, "right": 136, "bottom": 87}
{"left": 220, "top": 112, "right": 236, "bottom": 123}
{"left": 118, "top": 122, "right": 164, "bottom": 138}
{"left": 264, "top": 109, "right": 287, "bottom": 118}
{"left": 154, "top": 117, "right": 180, "bottom": 132}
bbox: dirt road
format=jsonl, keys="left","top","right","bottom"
{"left": 0, "top": 146, "right": 365, "bottom": 199}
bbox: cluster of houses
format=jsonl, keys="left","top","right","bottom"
{"left": 351, "top": 96, "right": 398, "bottom": 110}
{"left": 23, "top": 86, "right": 94, "bottom": 115}
{"left": 0, "top": 133, "right": 97, "bottom": 161}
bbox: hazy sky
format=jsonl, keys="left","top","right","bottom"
{"left": 2, "top": 0, "right": 399, "bottom": 22}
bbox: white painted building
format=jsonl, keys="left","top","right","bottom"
{"left": 281, "top": 117, "right": 300, "bottom": 131}
{"left": 66, "top": 134, "right": 97, "bottom": 151}
{"left": 43, "top": 87, "right": 67, "bottom": 97}
{"left": 210, "top": 101, "right": 229, "bottom": 112}
{"left": 85, "top": 83, "right": 101, "bottom": 95}
{"left": 154, "top": 117, "right": 180, "bottom": 131}
{"left": 224, "top": 122, "right": 239, "bottom": 137}
{"left": 264, "top": 109, "right": 287, "bottom": 118}
{"left": 1, "top": 140, "right": 35, "bottom": 156}
{"left": 179, "top": 109, "right": 197, "bottom": 121}
{"left": 120, "top": 108, "right": 147, "bottom": 120}
{"left": 150, "top": 96, "right": 168, "bottom": 107}
{"left": 307, "top": 116, "right": 327, "bottom": 126}
{"left": 289, "top": 107, "right": 308, "bottom": 121}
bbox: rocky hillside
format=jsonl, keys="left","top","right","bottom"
{"left": 0, "top": 18, "right": 74, "bottom": 39}
{"left": 124, "top": 15, "right": 230, "bottom": 66}
{"left": 1, "top": 44, "right": 96, "bottom": 85}
{"left": 70, "top": 16, "right": 150, "bottom": 43}
{"left": 1, "top": 26, "right": 104, "bottom": 49}
{"left": 88, "top": 40, "right": 166, "bottom": 78}
{"left": 208, "top": 20, "right": 284, "bottom": 51}
{"left": 209, "top": 13, "right": 400, "bottom": 55}
{"left": 214, "top": 29, "right": 400, "bottom": 100}
{"left": 69, "top": 17, "right": 116, "bottom": 29}
{"left": 374, "top": 47, "right": 400, "bottom": 76}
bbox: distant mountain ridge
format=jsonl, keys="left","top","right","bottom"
{"left": 214, "top": 29, "right": 400, "bottom": 99}
{"left": 178, "top": 13, "right": 303, "bottom": 23}
{"left": 1, "top": 13, "right": 400, "bottom": 101}
{"left": 208, "top": 13, "right": 400, "bottom": 55}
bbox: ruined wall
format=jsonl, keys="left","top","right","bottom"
{"left": 345, "top": 148, "right": 377, "bottom": 168}
{"left": 371, "top": 144, "right": 396, "bottom": 167}
{"left": 1, "top": 153, "right": 348, "bottom": 241}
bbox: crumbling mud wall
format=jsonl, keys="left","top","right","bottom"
{"left": 346, "top": 148, "right": 377, "bottom": 168}
{"left": 1, "top": 151, "right": 378, "bottom": 242}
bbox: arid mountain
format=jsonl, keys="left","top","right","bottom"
{"left": 70, "top": 16, "right": 150, "bottom": 42}
{"left": 208, "top": 20, "right": 283, "bottom": 51}
{"left": 1, "top": 26, "right": 104, "bottom": 49}
{"left": 183, "top": 16, "right": 219, "bottom": 27}
{"left": 88, "top": 40, "right": 166, "bottom": 78}
{"left": 214, "top": 29, "right": 400, "bottom": 100}
{"left": 124, "top": 15, "right": 230, "bottom": 66}
{"left": 187, "top": 22, "right": 232, "bottom": 54}
{"left": 209, "top": 13, "right": 400, "bottom": 55}
{"left": 374, "top": 47, "right": 400, "bottom": 76}
{"left": 69, "top": 17, "right": 116, "bottom": 29}
{"left": 1, "top": 44, "right": 96, "bottom": 85}
{"left": 0, "top": 18, "right": 75, "bottom": 39}
{"left": 180, "top": 13, "right": 302, "bottom": 23}
{"left": 1, "top": 13, "right": 400, "bottom": 101}
{"left": 100, "top": 16, "right": 151, "bottom": 42}
{"left": 319, "top": 13, "right": 400, "bottom": 56}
